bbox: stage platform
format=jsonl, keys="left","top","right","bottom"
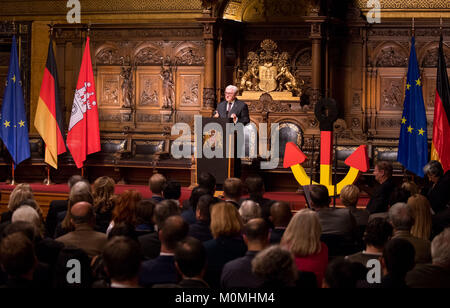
{"left": 0, "top": 182, "right": 369, "bottom": 219}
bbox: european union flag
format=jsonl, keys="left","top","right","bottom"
{"left": 0, "top": 36, "right": 30, "bottom": 167}
{"left": 397, "top": 37, "right": 428, "bottom": 177}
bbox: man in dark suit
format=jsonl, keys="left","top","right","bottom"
{"left": 139, "top": 216, "right": 188, "bottom": 287}
{"left": 214, "top": 85, "right": 250, "bottom": 126}
{"left": 366, "top": 161, "right": 396, "bottom": 214}
{"left": 175, "top": 237, "right": 209, "bottom": 288}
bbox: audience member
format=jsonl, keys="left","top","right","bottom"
{"left": 139, "top": 199, "right": 180, "bottom": 259}
{"left": 55, "top": 201, "right": 107, "bottom": 258}
{"left": 268, "top": 202, "right": 292, "bottom": 244}
{"left": 238, "top": 200, "right": 261, "bottom": 224}
{"left": 149, "top": 173, "right": 167, "bottom": 203}
{"left": 0, "top": 232, "right": 37, "bottom": 288}
{"left": 407, "top": 194, "right": 432, "bottom": 241}
{"left": 241, "top": 176, "right": 275, "bottom": 223}
{"left": 55, "top": 180, "right": 93, "bottom": 238}
{"left": 162, "top": 180, "right": 181, "bottom": 202}
{"left": 203, "top": 202, "right": 247, "bottom": 288}
{"left": 281, "top": 209, "right": 328, "bottom": 286}
{"left": 221, "top": 218, "right": 268, "bottom": 288}
{"left": 12, "top": 205, "right": 43, "bottom": 238}
{"left": 198, "top": 172, "right": 216, "bottom": 195}
{"left": 52, "top": 246, "right": 93, "bottom": 288}
{"left": 188, "top": 194, "right": 213, "bottom": 242}
{"left": 92, "top": 176, "right": 116, "bottom": 233}
{"left": 106, "top": 190, "right": 141, "bottom": 235}
{"left": 389, "top": 202, "right": 431, "bottom": 264}
{"left": 175, "top": 237, "right": 209, "bottom": 288}
{"left": 379, "top": 238, "right": 415, "bottom": 288}
{"left": 135, "top": 199, "right": 155, "bottom": 236}
{"left": 182, "top": 186, "right": 209, "bottom": 225}
{"left": 366, "top": 161, "right": 395, "bottom": 214}
{"left": 340, "top": 185, "right": 369, "bottom": 227}
{"left": 223, "top": 178, "right": 243, "bottom": 208}
{"left": 406, "top": 228, "right": 450, "bottom": 288}
{"left": 1, "top": 183, "right": 34, "bottom": 224}
{"left": 323, "top": 258, "right": 367, "bottom": 288}
{"left": 346, "top": 218, "right": 393, "bottom": 266}
{"left": 423, "top": 160, "right": 450, "bottom": 214}
{"left": 45, "top": 175, "right": 84, "bottom": 238}
{"left": 401, "top": 181, "right": 419, "bottom": 195}
{"left": 103, "top": 236, "right": 143, "bottom": 288}
{"left": 139, "top": 215, "right": 188, "bottom": 287}
{"left": 252, "top": 245, "right": 298, "bottom": 288}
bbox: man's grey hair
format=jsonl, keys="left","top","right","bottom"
{"left": 239, "top": 200, "right": 261, "bottom": 224}
{"left": 423, "top": 160, "right": 444, "bottom": 178}
{"left": 225, "top": 85, "right": 238, "bottom": 94}
{"left": 252, "top": 245, "right": 298, "bottom": 286}
{"left": 431, "top": 228, "right": 450, "bottom": 269}
{"left": 154, "top": 199, "right": 181, "bottom": 230}
{"left": 70, "top": 180, "right": 91, "bottom": 196}
{"left": 389, "top": 202, "right": 414, "bottom": 231}
{"left": 12, "top": 205, "right": 41, "bottom": 235}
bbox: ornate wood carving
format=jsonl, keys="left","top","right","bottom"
{"left": 375, "top": 47, "right": 408, "bottom": 67}
{"left": 381, "top": 78, "right": 404, "bottom": 109}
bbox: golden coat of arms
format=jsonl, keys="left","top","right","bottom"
{"left": 237, "top": 39, "right": 303, "bottom": 100}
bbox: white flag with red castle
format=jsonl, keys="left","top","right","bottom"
{"left": 67, "top": 36, "right": 100, "bottom": 168}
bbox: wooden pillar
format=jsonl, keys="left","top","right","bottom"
{"left": 307, "top": 18, "right": 326, "bottom": 108}
{"left": 198, "top": 17, "right": 217, "bottom": 112}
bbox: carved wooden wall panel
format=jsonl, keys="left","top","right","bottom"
{"left": 176, "top": 67, "right": 204, "bottom": 110}
{"left": 136, "top": 67, "right": 162, "bottom": 109}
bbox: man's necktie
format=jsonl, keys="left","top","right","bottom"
{"left": 227, "top": 102, "right": 232, "bottom": 117}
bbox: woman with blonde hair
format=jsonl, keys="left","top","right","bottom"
{"left": 203, "top": 202, "right": 247, "bottom": 287}
{"left": 1, "top": 183, "right": 36, "bottom": 223}
{"left": 407, "top": 194, "right": 432, "bottom": 240}
{"left": 281, "top": 208, "right": 328, "bottom": 287}
{"left": 106, "top": 190, "right": 141, "bottom": 235}
{"left": 92, "top": 176, "right": 116, "bottom": 233}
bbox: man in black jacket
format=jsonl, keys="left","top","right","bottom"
{"left": 366, "top": 161, "right": 396, "bottom": 214}
{"left": 214, "top": 85, "right": 250, "bottom": 126}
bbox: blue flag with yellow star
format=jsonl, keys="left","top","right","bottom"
{"left": 397, "top": 36, "right": 428, "bottom": 177}
{"left": 0, "top": 36, "right": 30, "bottom": 167}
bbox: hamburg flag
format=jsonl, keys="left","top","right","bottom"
{"left": 66, "top": 36, "right": 100, "bottom": 168}
{"left": 430, "top": 35, "right": 450, "bottom": 172}
{"left": 397, "top": 37, "right": 428, "bottom": 177}
{"left": 34, "top": 38, "right": 66, "bottom": 169}
{"left": 0, "top": 35, "right": 30, "bottom": 167}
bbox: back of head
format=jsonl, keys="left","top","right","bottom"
{"left": 2, "top": 221, "right": 36, "bottom": 242}
{"left": 363, "top": 217, "right": 393, "bottom": 249}
{"left": 153, "top": 199, "right": 181, "bottom": 229}
{"left": 8, "top": 185, "right": 34, "bottom": 212}
{"left": 92, "top": 176, "right": 115, "bottom": 211}
{"left": 112, "top": 190, "right": 142, "bottom": 225}
{"left": 103, "top": 236, "right": 142, "bottom": 282}
{"left": 401, "top": 181, "right": 419, "bottom": 195}
{"left": 244, "top": 218, "right": 269, "bottom": 243}
{"left": 53, "top": 247, "right": 92, "bottom": 288}
{"left": 431, "top": 228, "right": 450, "bottom": 269}
{"left": 423, "top": 160, "right": 444, "bottom": 178}
{"left": 270, "top": 202, "right": 292, "bottom": 227}
{"left": 198, "top": 172, "right": 216, "bottom": 194}
{"left": 12, "top": 205, "right": 42, "bottom": 237}
{"left": 70, "top": 202, "right": 95, "bottom": 225}
{"left": 149, "top": 173, "right": 167, "bottom": 194}
{"left": 136, "top": 199, "right": 155, "bottom": 225}
{"left": 189, "top": 186, "right": 210, "bottom": 212}
{"left": 383, "top": 238, "right": 415, "bottom": 277}
{"left": 407, "top": 194, "right": 432, "bottom": 240}
{"left": 309, "top": 185, "right": 331, "bottom": 209}
{"left": 0, "top": 232, "right": 35, "bottom": 277}
{"left": 282, "top": 208, "right": 321, "bottom": 256}
{"left": 223, "top": 178, "right": 243, "bottom": 200}
{"left": 324, "top": 258, "right": 365, "bottom": 288}
{"left": 160, "top": 215, "right": 189, "bottom": 251}
{"left": 389, "top": 202, "right": 414, "bottom": 231}
{"left": 108, "top": 222, "right": 138, "bottom": 242}
{"left": 210, "top": 202, "right": 243, "bottom": 238}
{"left": 163, "top": 180, "right": 181, "bottom": 200}
{"left": 388, "top": 187, "right": 411, "bottom": 206}
{"left": 239, "top": 200, "right": 262, "bottom": 224}
{"left": 340, "top": 185, "right": 360, "bottom": 208}
{"left": 245, "top": 176, "right": 264, "bottom": 198}
{"left": 68, "top": 175, "right": 85, "bottom": 189}
{"left": 252, "top": 245, "right": 297, "bottom": 287}
{"left": 69, "top": 181, "right": 93, "bottom": 206}
{"left": 175, "top": 237, "right": 206, "bottom": 278}
{"left": 196, "top": 194, "right": 213, "bottom": 222}
{"left": 376, "top": 161, "right": 393, "bottom": 178}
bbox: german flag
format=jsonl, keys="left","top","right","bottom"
{"left": 431, "top": 35, "right": 450, "bottom": 172}
{"left": 34, "top": 38, "right": 66, "bottom": 169}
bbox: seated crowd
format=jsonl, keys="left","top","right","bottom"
{"left": 0, "top": 160, "right": 449, "bottom": 288}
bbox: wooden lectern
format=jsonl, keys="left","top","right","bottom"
{"left": 196, "top": 117, "right": 237, "bottom": 189}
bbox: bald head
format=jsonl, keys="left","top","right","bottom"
{"left": 70, "top": 202, "right": 94, "bottom": 225}
{"left": 270, "top": 202, "right": 292, "bottom": 227}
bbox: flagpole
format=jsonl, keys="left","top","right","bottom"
{"left": 10, "top": 162, "right": 16, "bottom": 186}
{"left": 44, "top": 164, "right": 54, "bottom": 185}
